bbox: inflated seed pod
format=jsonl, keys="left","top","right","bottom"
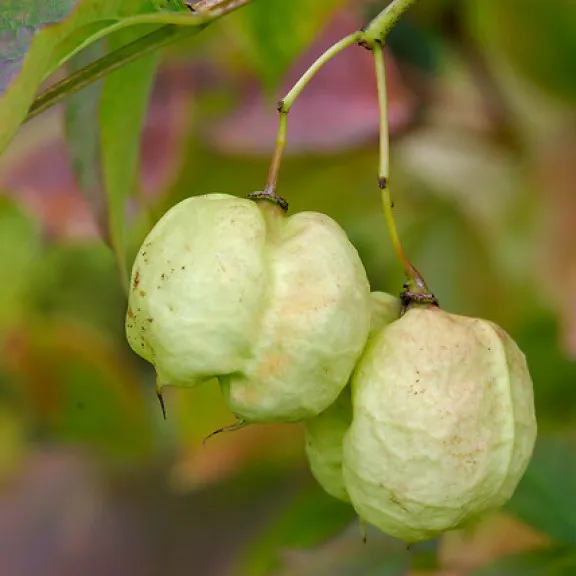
{"left": 343, "top": 304, "right": 537, "bottom": 543}
{"left": 126, "top": 193, "right": 371, "bottom": 422}
{"left": 304, "top": 292, "right": 401, "bottom": 502}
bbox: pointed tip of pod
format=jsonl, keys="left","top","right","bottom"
{"left": 157, "top": 392, "right": 167, "bottom": 420}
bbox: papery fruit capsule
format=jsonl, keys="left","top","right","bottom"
{"left": 343, "top": 305, "right": 537, "bottom": 543}
{"left": 126, "top": 193, "right": 371, "bottom": 422}
{"left": 305, "top": 292, "right": 401, "bottom": 502}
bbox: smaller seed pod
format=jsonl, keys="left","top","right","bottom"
{"left": 343, "top": 304, "right": 537, "bottom": 543}
{"left": 126, "top": 193, "right": 371, "bottom": 423}
{"left": 304, "top": 292, "right": 401, "bottom": 502}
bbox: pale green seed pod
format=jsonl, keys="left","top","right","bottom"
{"left": 304, "top": 292, "right": 401, "bottom": 502}
{"left": 126, "top": 193, "right": 371, "bottom": 423}
{"left": 343, "top": 305, "right": 537, "bottom": 543}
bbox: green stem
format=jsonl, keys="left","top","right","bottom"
{"left": 373, "top": 43, "right": 428, "bottom": 293}
{"left": 281, "top": 33, "right": 361, "bottom": 113}
{"left": 362, "top": 0, "right": 418, "bottom": 48}
{"left": 264, "top": 110, "right": 288, "bottom": 196}
{"left": 263, "top": 32, "right": 360, "bottom": 198}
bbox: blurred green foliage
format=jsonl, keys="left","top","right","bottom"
{"left": 0, "top": 0, "right": 576, "bottom": 574}
{"left": 468, "top": 0, "right": 576, "bottom": 103}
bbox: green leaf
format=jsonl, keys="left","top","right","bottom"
{"left": 505, "top": 435, "right": 576, "bottom": 543}
{"left": 227, "top": 0, "right": 346, "bottom": 90}
{"left": 101, "top": 28, "right": 160, "bottom": 290}
{"left": 467, "top": 0, "right": 576, "bottom": 102}
{"left": 31, "top": 243, "right": 127, "bottom": 340}
{"left": 25, "top": 320, "right": 154, "bottom": 460}
{"left": 471, "top": 546, "right": 576, "bottom": 575}
{"left": 238, "top": 480, "right": 357, "bottom": 576}
{"left": 65, "top": 40, "right": 108, "bottom": 237}
{"left": 515, "top": 316, "right": 576, "bottom": 429}
{"left": 65, "top": 26, "right": 160, "bottom": 289}
{"left": 0, "top": 0, "right": 199, "bottom": 155}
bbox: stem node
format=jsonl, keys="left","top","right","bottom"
{"left": 248, "top": 191, "right": 289, "bottom": 212}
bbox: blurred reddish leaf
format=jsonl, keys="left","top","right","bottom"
{"left": 168, "top": 382, "right": 305, "bottom": 490}
{"left": 437, "top": 513, "right": 550, "bottom": 576}
{"left": 0, "top": 63, "right": 192, "bottom": 240}
{"left": 206, "top": 9, "right": 416, "bottom": 155}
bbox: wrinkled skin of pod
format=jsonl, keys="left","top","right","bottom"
{"left": 342, "top": 305, "right": 537, "bottom": 543}
{"left": 126, "top": 193, "right": 371, "bottom": 422}
{"left": 304, "top": 292, "right": 401, "bottom": 502}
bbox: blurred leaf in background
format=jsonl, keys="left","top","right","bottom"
{"left": 505, "top": 436, "right": 576, "bottom": 545}
{"left": 472, "top": 546, "right": 576, "bottom": 576}
{"left": 226, "top": 0, "right": 346, "bottom": 91}
{"left": 65, "top": 26, "right": 161, "bottom": 290}
{"left": 239, "top": 482, "right": 357, "bottom": 576}
{"left": 0, "top": 197, "right": 42, "bottom": 330}
{"left": 467, "top": 0, "right": 576, "bottom": 103}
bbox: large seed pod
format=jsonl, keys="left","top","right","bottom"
{"left": 126, "top": 193, "right": 371, "bottom": 422}
{"left": 343, "top": 305, "right": 537, "bottom": 543}
{"left": 305, "top": 292, "right": 401, "bottom": 502}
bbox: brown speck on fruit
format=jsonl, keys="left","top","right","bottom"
{"left": 146, "top": 318, "right": 153, "bottom": 323}
{"left": 133, "top": 270, "right": 140, "bottom": 290}
{"left": 139, "top": 290, "right": 145, "bottom": 297}
{"left": 161, "top": 273, "right": 165, "bottom": 280}
{"left": 388, "top": 494, "right": 409, "bottom": 512}
{"left": 181, "top": 266, "right": 186, "bottom": 270}
{"left": 127, "top": 308, "right": 134, "bottom": 318}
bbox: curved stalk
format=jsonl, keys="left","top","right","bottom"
{"left": 373, "top": 44, "right": 428, "bottom": 293}
{"left": 262, "top": 0, "right": 420, "bottom": 203}
{"left": 263, "top": 33, "right": 361, "bottom": 199}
